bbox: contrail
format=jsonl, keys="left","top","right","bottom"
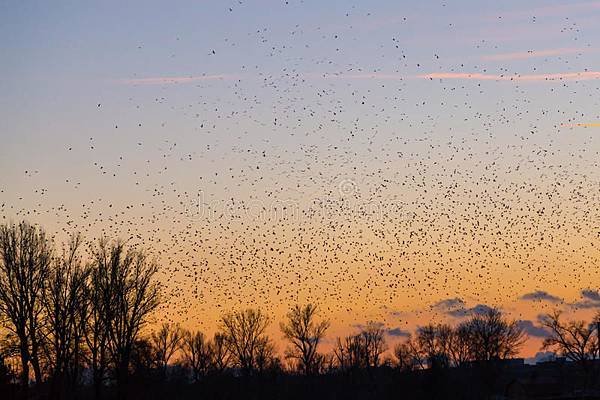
{"left": 560, "top": 122, "right": 600, "bottom": 127}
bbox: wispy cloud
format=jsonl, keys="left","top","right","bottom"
{"left": 387, "top": 327, "right": 411, "bottom": 337}
{"left": 570, "top": 289, "right": 600, "bottom": 309}
{"left": 117, "top": 75, "right": 234, "bottom": 85}
{"left": 482, "top": 48, "right": 587, "bottom": 61}
{"left": 419, "top": 71, "right": 600, "bottom": 82}
{"left": 516, "top": 320, "right": 550, "bottom": 338}
{"left": 316, "top": 72, "right": 405, "bottom": 80}
{"left": 431, "top": 297, "right": 492, "bottom": 318}
{"left": 520, "top": 290, "right": 562, "bottom": 303}
{"left": 433, "top": 297, "right": 465, "bottom": 310}
{"left": 561, "top": 122, "right": 600, "bottom": 128}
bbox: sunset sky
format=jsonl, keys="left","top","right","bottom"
{"left": 1, "top": 0, "right": 599, "bottom": 361}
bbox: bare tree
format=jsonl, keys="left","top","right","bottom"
{"left": 462, "top": 308, "right": 525, "bottom": 362}
{"left": 334, "top": 322, "right": 386, "bottom": 370}
{"left": 181, "top": 329, "right": 212, "bottom": 381}
{"left": 393, "top": 341, "right": 421, "bottom": 372}
{"left": 413, "top": 324, "right": 453, "bottom": 368}
{"left": 219, "top": 308, "right": 273, "bottom": 375}
{"left": 396, "top": 312, "right": 524, "bottom": 372}
{"left": 254, "top": 338, "right": 278, "bottom": 373}
{"left": 130, "top": 338, "right": 155, "bottom": 377}
{"left": 84, "top": 257, "right": 110, "bottom": 399}
{"left": 151, "top": 323, "right": 183, "bottom": 375}
{"left": 280, "top": 304, "right": 329, "bottom": 375}
{"left": 93, "top": 239, "right": 161, "bottom": 396}
{"left": 541, "top": 311, "right": 598, "bottom": 368}
{"left": 0, "top": 221, "right": 52, "bottom": 387}
{"left": 41, "top": 234, "right": 89, "bottom": 396}
{"left": 210, "top": 333, "right": 230, "bottom": 373}
{"left": 448, "top": 322, "right": 472, "bottom": 367}
{"left": 334, "top": 334, "right": 363, "bottom": 370}
{"left": 361, "top": 322, "right": 386, "bottom": 368}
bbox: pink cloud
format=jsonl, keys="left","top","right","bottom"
{"left": 561, "top": 122, "right": 600, "bottom": 128}
{"left": 318, "top": 72, "right": 405, "bottom": 80}
{"left": 482, "top": 47, "right": 587, "bottom": 61}
{"left": 418, "top": 71, "right": 600, "bottom": 82}
{"left": 118, "top": 75, "right": 234, "bottom": 85}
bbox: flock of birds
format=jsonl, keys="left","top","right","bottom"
{"left": 2, "top": 1, "right": 599, "bottom": 337}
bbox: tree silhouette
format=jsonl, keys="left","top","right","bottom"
{"left": 280, "top": 304, "right": 329, "bottom": 375}
{"left": 84, "top": 254, "right": 111, "bottom": 398}
{"left": 181, "top": 329, "right": 211, "bottom": 382}
{"left": 0, "top": 221, "right": 51, "bottom": 387}
{"left": 219, "top": 308, "right": 274, "bottom": 375}
{"left": 462, "top": 308, "right": 525, "bottom": 362}
{"left": 541, "top": 311, "right": 598, "bottom": 368}
{"left": 393, "top": 341, "right": 420, "bottom": 372}
{"left": 92, "top": 239, "right": 161, "bottom": 398}
{"left": 210, "top": 332, "right": 230, "bottom": 374}
{"left": 130, "top": 337, "right": 156, "bottom": 378}
{"left": 412, "top": 323, "right": 453, "bottom": 369}
{"left": 334, "top": 322, "right": 386, "bottom": 370}
{"left": 151, "top": 323, "right": 183, "bottom": 377}
{"left": 395, "top": 310, "right": 524, "bottom": 372}
{"left": 41, "top": 234, "right": 89, "bottom": 397}
{"left": 447, "top": 322, "right": 472, "bottom": 367}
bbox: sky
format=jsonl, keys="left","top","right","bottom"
{"left": 1, "top": 0, "right": 600, "bottom": 360}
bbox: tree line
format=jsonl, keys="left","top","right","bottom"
{"left": 0, "top": 221, "right": 599, "bottom": 399}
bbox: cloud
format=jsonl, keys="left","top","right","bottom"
{"left": 352, "top": 322, "right": 410, "bottom": 337}
{"left": 318, "top": 72, "right": 405, "bottom": 80}
{"left": 418, "top": 71, "right": 600, "bottom": 82}
{"left": 520, "top": 290, "right": 562, "bottom": 303}
{"left": 482, "top": 48, "right": 586, "bottom": 61}
{"left": 433, "top": 297, "right": 466, "bottom": 310}
{"left": 571, "top": 289, "right": 600, "bottom": 309}
{"left": 561, "top": 123, "right": 600, "bottom": 128}
{"left": 517, "top": 320, "right": 550, "bottom": 338}
{"left": 431, "top": 298, "right": 493, "bottom": 318}
{"left": 387, "top": 327, "right": 411, "bottom": 337}
{"left": 581, "top": 289, "right": 600, "bottom": 302}
{"left": 432, "top": 298, "right": 493, "bottom": 318}
{"left": 446, "top": 304, "right": 493, "bottom": 318}
{"left": 351, "top": 321, "right": 385, "bottom": 331}
{"left": 388, "top": 309, "right": 409, "bottom": 318}
{"left": 570, "top": 289, "right": 600, "bottom": 309}
{"left": 525, "top": 351, "right": 557, "bottom": 365}
{"left": 118, "top": 74, "right": 234, "bottom": 85}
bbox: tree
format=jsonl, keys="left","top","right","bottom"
{"left": 334, "top": 334, "right": 364, "bottom": 370}
{"left": 181, "top": 329, "right": 212, "bottom": 382}
{"left": 0, "top": 221, "right": 51, "bottom": 387}
{"left": 334, "top": 322, "right": 386, "bottom": 370}
{"left": 461, "top": 308, "right": 525, "bottom": 362}
{"left": 210, "top": 333, "right": 230, "bottom": 373}
{"left": 361, "top": 322, "right": 386, "bottom": 368}
{"left": 151, "top": 323, "right": 183, "bottom": 376}
{"left": 219, "top": 308, "right": 273, "bottom": 375}
{"left": 393, "top": 341, "right": 421, "bottom": 372}
{"left": 540, "top": 311, "right": 598, "bottom": 368}
{"left": 41, "top": 234, "right": 89, "bottom": 396}
{"left": 412, "top": 323, "right": 453, "bottom": 369}
{"left": 93, "top": 239, "right": 161, "bottom": 397}
{"left": 280, "top": 304, "right": 329, "bottom": 375}
{"left": 84, "top": 257, "right": 111, "bottom": 399}
{"left": 130, "top": 338, "right": 156, "bottom": 378}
